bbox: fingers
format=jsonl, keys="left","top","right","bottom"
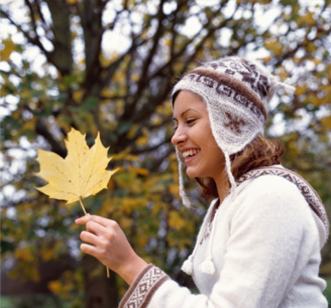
{"left": 78, "top": 218, "right": 114, "bottom": 250}
{"left": 80, "top": 243, "right": 98, "bottom": 258}
{"left": 79, "top": 229, "right": 109, "bottom": 260}
{"left": 75, "top": 214, "right": 114, "bottom": 228}
{"left": 86, "top": 220, "right": 107, "bottom": 236}
{"left": 88, "top": 215, "right": 115, "bottom": 228}
{"left": 80, "top": 230, "right": 98, "bottom": 245}
{"left": 76, "top": 214, "right": 122, "bottom": 268}
{"left": 79, "top": 230, "right": 99, "bottom": 258}
{"left": 76, "top": 215, "right": 103, "bottom": 234}
{"left": 75, "top": 214, "right": 91, "bottom": 225}
{"left": 79, "top": 230, "right": 110, "bottom": 266}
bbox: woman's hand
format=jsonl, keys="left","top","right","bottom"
{"left": 75, "top": 214, "right": 147, "bottom": 285}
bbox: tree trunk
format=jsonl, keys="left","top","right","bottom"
{"left": 83, "top": 255, "right": 119, "bottom": 308}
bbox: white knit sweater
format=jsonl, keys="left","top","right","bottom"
{"left": 119, "top": 167, "right": 329, "bottom": 308}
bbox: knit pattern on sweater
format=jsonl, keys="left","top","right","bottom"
{"left": 119, "top": 264, "right": 169, "bottom": 308}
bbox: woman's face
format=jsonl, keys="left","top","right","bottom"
{"left": 171, "top": 90, "right": 225, "bottom": 180}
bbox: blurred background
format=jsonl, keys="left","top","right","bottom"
{"left": 1, "top": 0, "right": 331, "bottom": 307}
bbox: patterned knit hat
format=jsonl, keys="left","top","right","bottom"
{"left": 172, "top": 56, "right": 295, "bottom": 207}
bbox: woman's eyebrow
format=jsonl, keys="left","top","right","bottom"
{"left": 172, "top": 108, "right": 196, "bottom": 121}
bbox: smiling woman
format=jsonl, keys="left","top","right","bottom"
{"left": 77, "top": 56, "right": 329, "bottom": 308}
{"left": 171, "top": 91, "right": 228, "bottom": 202}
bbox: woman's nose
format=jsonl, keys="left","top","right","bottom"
{"left": 171, "top": 126, "right": 187, "bottom": 145}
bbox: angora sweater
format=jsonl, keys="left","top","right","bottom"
{"left": 119, "top": 166, "right": 329, "bottom": 308}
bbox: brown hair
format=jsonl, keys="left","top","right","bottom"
{"left": 196, "top": 134, "right": 285, "bottom": 201}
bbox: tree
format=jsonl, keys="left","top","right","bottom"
{"left": 1, "top": 0, "right": 331, "bottom": 307}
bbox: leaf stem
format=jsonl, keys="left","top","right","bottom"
{"left": 79, "top": 197, "right": 87, "bottom": 215}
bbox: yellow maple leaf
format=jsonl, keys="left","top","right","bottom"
{"left": 35, "top": 127, "right": 118, "bottom": 213}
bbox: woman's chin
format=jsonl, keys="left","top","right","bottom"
{"left": 186, "top": 168, "right": 199, "bottom": 179}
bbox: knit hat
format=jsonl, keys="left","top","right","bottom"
{"left": 172, "top": 56, "right": 295, "bottom": 207}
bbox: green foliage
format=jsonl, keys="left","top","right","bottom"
{"left": 0, "top": 294, "right": 71, "bottom": 308}
{"left": 323, "top": 278, "right": 331, "bottom": 307}
{"left": 1, "top": 0, "right": 331, "bottom": 307}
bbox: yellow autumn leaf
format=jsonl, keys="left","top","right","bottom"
{"left": 168, "top": 211, "right": 186, "bottom": 231}
{"left": 15, "top": 246, "right": 35, "bottom": 262}
{"left": 265, "top": 38, "right": 283, "bottom": 56}
{"left": 169, "top": 183, "right": 179, "bottom": 196}
{"left": 321, "top": 115, "right": 331, "bottom": 130}
{"left": 35, "top": 127, "right": 118, "bottom": 208}
{"left": 48, "top": 280, "right": 62, "bottom": 295}
{"left": 128, "top": 166, "right": 150, "bottom": 176}
{"left": 137, "top": 237, "right": 148, "bottom": 247}
{"left": 296, "top": 85, "right": 307, "bottom": 96}
{"left": 0, "top": 38, "right": 16, "bottom": 61}
{"left": 72, "top": 89, "right": 84, "bottom": 103}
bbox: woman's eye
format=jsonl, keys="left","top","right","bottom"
{"left": 186, "top": 119, "right": 196, "bottom": 125}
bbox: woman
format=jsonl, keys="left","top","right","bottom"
{"left": 76, "top": 56, "right": 329, "bottom": 307}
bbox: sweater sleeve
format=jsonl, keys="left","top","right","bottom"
{"left": 118, "top": 264, "right": 169, "bottom": 308}
{"left": 118, "top": 264, "right": 215, "bottom": 308}
{"left": 119, "top": 176, "right": 325, "bottom": 308}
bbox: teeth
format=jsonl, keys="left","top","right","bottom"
{"left": 182, "top": 149, "right": 200, "bottom": 158}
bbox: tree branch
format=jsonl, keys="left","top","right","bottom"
{"left": 44, "top": 0, "right": 73, "bottom": 76}
{"left": 0, "top": 8, "right": 53, "bottom": 62}
{"left": 35, "top": 119, "right": 66, "bottom": 157}
{"left": 130, "top": 139, "right": 170, "bottom": 155}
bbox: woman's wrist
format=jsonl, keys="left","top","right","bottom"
{"left": 118, "top": 255, "right": 148, "bottom": 285}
